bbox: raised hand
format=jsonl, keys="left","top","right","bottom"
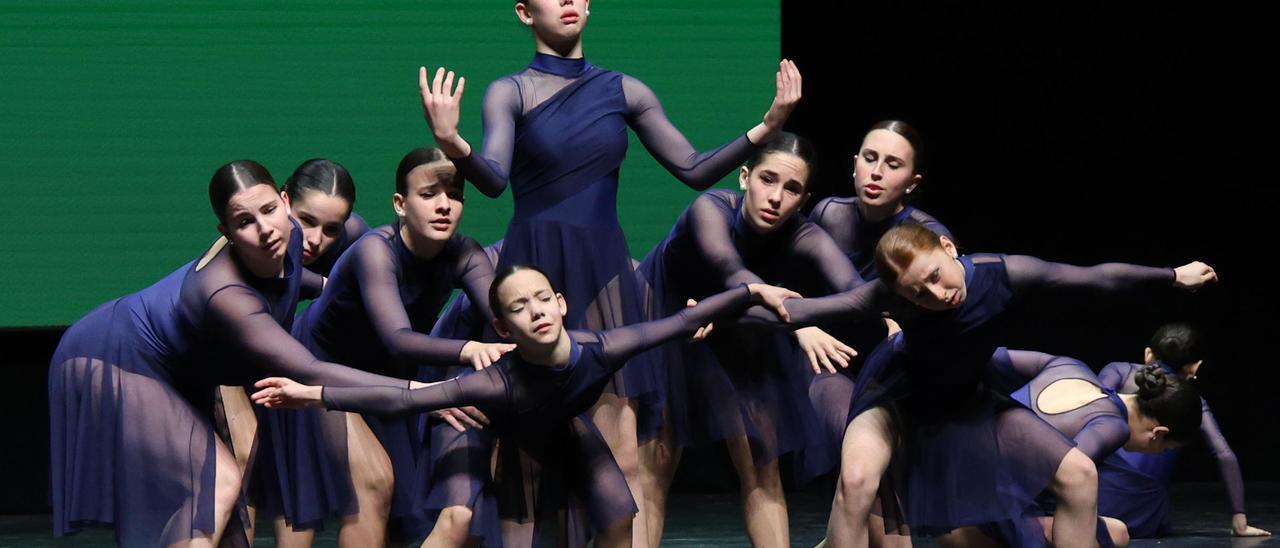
{"left": 419, "top": 66, "right": 467, "bottom": 143}
{"left": 763, "top": 59, "right": 802, "bottom": 131}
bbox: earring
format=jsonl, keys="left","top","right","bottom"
{"left": 524, "top": 19, "right": 533, "bottom": 25}
{"left": 905, "top": 186, "right": 916, "bottom": 194}
{"left": 585, "top": 9, "right": 591, "bottom": 15}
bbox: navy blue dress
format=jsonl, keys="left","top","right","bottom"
{"left": 317, "top": 285, "right": 755, "bottom": 546}
{"left": 808, "top": 197, "right": 953, "bottom": 282}
{"left": 1095, "top": 361, "right": 1245, "bottom": 537}
{"left": 978, "top": 350, "right": 1132, "bottom": 547}
{"left": 453, "top": 52, "right": 759, "bottom": 400}
{"left": 634, "top": 189, "right": 861, "bottom": 464}
{"left": 262, "top": 224, "right": 495, "bottom": 539}
{"left": 800, "top": 197, "right": 954, "bottom": 488}
{"left": 48, "top": 219, "right": 412, "bottom": 547}
{"left": 743, "top": 253, "right": 1176, "bottom": 535}
{"left": 418, "top": 239, "right": 505, "bottom": 546}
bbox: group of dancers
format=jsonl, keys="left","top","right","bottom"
{"left": 47, "top": 1, "right": 1269, "bottom": 547}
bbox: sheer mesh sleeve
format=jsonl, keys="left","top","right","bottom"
{"left": 1073, "top": 413, "right": 1131, "bottom": 463}
{"left": 622, "top": 76, "right": 758, "bottom": 190}
{"left": 1199, "top": 398, "right": 1247, "bottom": 514}
{"left": 345, "top": 212, "right": 371, "bottom": 240}
{"left": 1004, "top": 349, "right": 1056, "bottom": 384}
{"left": 350, "top": 237, "right": 469, "bottom": 365}
{"left": 205, "top": 285, "right": 408, "bottom": 388}
{"left": 910, "top": 209, "right": 954, "bottom": 241}
{"left": 1004, "top": 255, "right": 1174, "bottom": 294}
{"left": 300, "top": 269, "right": 325, "bottom": 300}
{"left": 687, "top": 194, "right": 766, "bottom": 289}
{"left": 1097, "top": 362, "right": 1134, "bottom": 391}
{"left": 452, "top": 78, "right": 522, "bottom": 198}
{"left": 740, "top": 280, "right": 890, "bottom": 329}
{"left": 595, "top": 285, "right": 753, "bottom": 368}
{"left": 450, "top": 237, "right": 498, "bottom": 324}
{"left": 322, "top": 366, "right": 509, "bottom": 417}
{"left": 791, "top": 224, "right": 864, "bottom": 292}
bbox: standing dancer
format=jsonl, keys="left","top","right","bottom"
{"left": 268, "top": 148, "right": 513, "bottom": 546}
{"left": 635, "top": 132, "right": 859, "bottom": 546}
{"left": 416, "top": 0, "right": 802, "bottom": 542}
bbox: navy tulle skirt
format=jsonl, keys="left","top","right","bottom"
{"left": 633, "top": 247, "right": 825, "bottom": 465}
{"left": 49, "top": 297, "right": 252, "bottom": 547}
{"left": 846, "top": 335, "right": 1076, "bottom": 536}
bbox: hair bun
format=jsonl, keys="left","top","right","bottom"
{"left": 1135, "top": 364, "right": 1170, "bottom": 398}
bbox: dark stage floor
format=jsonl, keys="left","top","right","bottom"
{"left": 4, "top": 483, "right": 1276, "bottom": 546}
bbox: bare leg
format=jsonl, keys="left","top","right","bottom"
{"left": 724, "top": 434, "right": 789, "bottom": 547}
{"left": 499, "top": 519, "right": 534, "bottom": 548}
{"left": 339, "top": 413, "right": 393, "bottom": 548}
{"left": 867, "top": 512, "right": 912, "bottom": 548}
{"left": 826, "top": 406, "right": 895, "bottom": 548}
{"left": 1040, "top": 515, "right": 1130, "bottom": 548}
{"left": 595, "top": 514, "right": 635, "bottom": 548}
{"left": 273, "top": 516, "right": 317, "bottom": 548}
{"left": 638, "top": 409, "right": 681, "bottom": 548}
{"left": 1101, "top": 516, "right": 1130, "bottom": 547}
{"left": 590, "top": 391, "right": 648, "bottom": 547}
{"left": 421, "top": 506, "right": 474, "bottom": 548}
{"left": 1048, "top": 448, "right": 1099, "bottom": 548}
{"left": 168, "top": 437, "right": 241, "bottom": 548}
{"left": 218, "top": 386, "right": 259, "bottom": 541}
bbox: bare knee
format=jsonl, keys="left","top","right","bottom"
{"left": 215, "top": 457, "right": 243, "bottom": 506}
{"left": 357, "top": 465, "right": 393, "bottom": 493}
{"left": 1052, "top": 450, "right": 1097, "bottom": 501}
{"left": 433, "top": 506, "right": 474, "bottom": 543}
{"left": 837, "top": 460, "right": 880, "bottom": 508}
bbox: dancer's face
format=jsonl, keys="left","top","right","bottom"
{"left": 492, "top": 269, "right": 568, "bottom": 349}
{"left": 516, "top": 0, "right": 590, "bottom": 45}
{"left": 282, "top": 190, "right": 351, "bottom": 266}
{"left": 890, "top": 236, "right": 967, "bottom": 311}
{"left": 853, "top": 129, "right": 921, "bottom": 210}
{"left": 220, "top": 184, "right": 294, "bottom": 272}
{"left": 738, "top": 151, "right": 810, "bottom": 234}
{"left": 394, "top": 161, "right": 464, "bottom": 245}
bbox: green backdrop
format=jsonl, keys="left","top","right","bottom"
{"left": 0, "top": 1, "right": 779, "bottom": 327}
